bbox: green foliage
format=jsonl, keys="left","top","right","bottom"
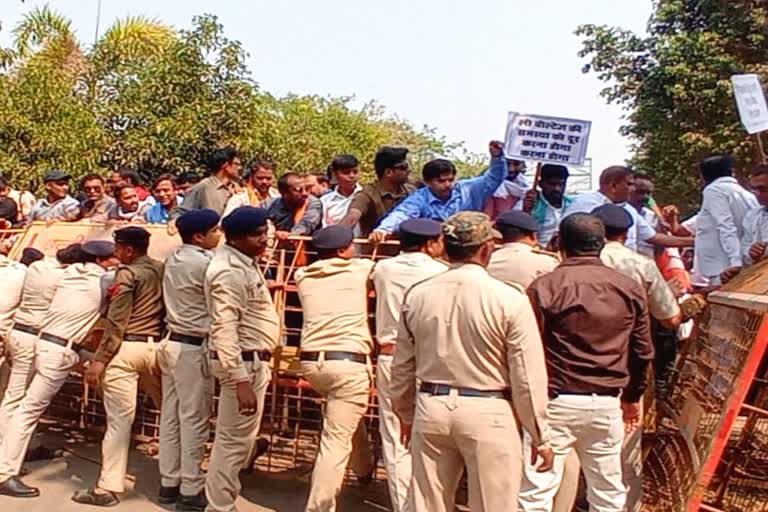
{"left": 577, "top": 0, "right": 768, "bottom": 211}
{"left": 0, "top": 8, "right": 482, "bottom": 192}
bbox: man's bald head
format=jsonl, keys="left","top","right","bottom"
{"left": 559, "top": 213, "right": 605, "bottom": 257}
{"left": 598, "top": 166, "right": 634, "bottom": 203}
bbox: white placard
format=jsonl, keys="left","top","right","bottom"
{"left": 731, "top": 74, "right": 768, "bottom": 134}
{"left": 504, "top": 112, "right": 591, "bottom": 166}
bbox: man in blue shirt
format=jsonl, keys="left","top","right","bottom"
{"left": 145, "top": 174, "right": 181, "bottom": 224}
{"left": 370, "top": 141, "right": 506, "bottom": 241}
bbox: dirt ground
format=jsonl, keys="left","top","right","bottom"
{"left": 0, "top": 428, "right": 393, "bottom": 512}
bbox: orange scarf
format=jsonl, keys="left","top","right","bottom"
{"left": 292, "top": 200, "right": 309, "bottom": 266}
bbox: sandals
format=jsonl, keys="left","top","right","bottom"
{"left": 72, "top": 488, "right": 120, "bottom": 507}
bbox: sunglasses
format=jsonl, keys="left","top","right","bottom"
{"left": 84, "top": 185, "right": 103, "bottom": 192}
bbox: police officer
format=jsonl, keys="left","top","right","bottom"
{"left": 0, "top": 250, "right": 27, "bottom": 398}
{"left": 158, "top": 209, "right": 221, "bottom": 511}
{"left": 0, "top": 241, "right": 115, "bottom": 498}
{"left": 296, "top": 225, "right": 375, "bottom": 512}
{"left": 74, "top": 227, "right": 164, "bottom": 507}
{"left": 391, "top": 212, "right": 553, "bottom": 512}
{"left": 371, "top": 218, "right": 447, "bottom": 512}
{"left": 487, "top": 210, "right": 559, "bottom": 288}
{"left": 204, "top": 207, "right": 280, "bottom": 512}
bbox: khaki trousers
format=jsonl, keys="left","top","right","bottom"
{"left": 158, "top": 339, "right": 212, "bottom": 496}
{"left": 376, "top": 355, "right": 412, "bottom": 512}
{"left": 205, "top": 359, "right": 270, "bottom": 512}
{"left": 301, "top": 359, "right": 372, "bottom": 512}
{"left": 0, "top": 330, "right": 37, "bottom": 435}
{"left": 552, "top": 403, "right": 643, "bottom": 512}
{"left": 97, "top": 340, "right": 161, "bottom": 493}
{"left": 410, "top": 391, "right": 523, "bottom": 512}
{"left": 518, "top": 395, "right": 626, "bottom": 512}
{"left": 0, "top": 339, "right": 79, "bottom": 481}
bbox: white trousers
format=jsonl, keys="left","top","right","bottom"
{"left": 0, "top": 339, "right": 79, "bottom": 481}
{"left": 0, "top": 330, "right": 38, "bottom": 435}
{"left": 376, "top": 355, "right": 412, "bottom": 512}
{"left": 518, "top": 394, "right": 626, "bottom": 512}
{"left": 158, "top": 339, "right": 212, "bottom": 496}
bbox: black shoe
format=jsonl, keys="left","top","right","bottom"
{"left": 240, "top": 438, "right": 271, "bottom": 475}
{"left": 72, "top": 488, "right": 119, "bottom": 507}
{"left": 158, "top": 485, "right": 180, "bottom": 504}
{"left": 0, "top": 477, "right": 40, "bottom": 498}
{"left": 177, "top": 493, "right": 207, "bottom": 512}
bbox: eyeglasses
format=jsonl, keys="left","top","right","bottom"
{"left": 84, "top": 186, "right": 103, "bottom": 192}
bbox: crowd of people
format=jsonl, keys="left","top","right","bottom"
{"left": 0, "top": 141, "right": 765, "bottom": 512}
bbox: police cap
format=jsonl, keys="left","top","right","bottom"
{"left": 591, "top": 204, "right": 634, "bottom": 230}
{"left": 221, "top": 206, "right": 268, "bottom": 238}
{"left": 177, "top": 209, "right": 220, "bottom": 240}
{"left": 82, "top": 240, "right": 115, "bottom": 257}
{"left": 399, "top": 218, "right": 442, "bottom": 238}
{"left": 495, "top": 210, "right": 539, "bottom": 233}
{"left": 113, "top": 226, "right": 151, "bottom": 246}
{"left": 312, "top": 225, "right": 354, "bottom": 251}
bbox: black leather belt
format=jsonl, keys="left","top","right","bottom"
{"left": 419, "top": 382, "right": 511, "bottom": 400}
{"left": 299, "top": 351, "right": 367, "bottom": 364}
{"left": 549, "top": 389, "right": 621, "bottom": 400}
{"left": 210, "top": 350, "right": 271, "bottom": 362}
{"left": 12, "top": 323, "right": 39, "bottom": 336}
{"left": 168, "top": 332, "right": 205, "bottom": 346}
{"left": 40, "top": 332, "right": 82, "bottom": 354}
{"left": 124, "top": 334, "right": 156, "bottom": 342}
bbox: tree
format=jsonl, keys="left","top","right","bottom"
{"left": 577, "top": 0, "right": 768, "bottom": 210}
{"left": 0, "top": 7, "right": 482, "bottom": 192}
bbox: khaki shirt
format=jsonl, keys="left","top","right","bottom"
{"left": 205, "top": 244, "right": 280, "bottom": 381}
{"left": 600, "top": 241, "right": 681, "bottom": 321}
{"left": 172, "top": 174, "right": 235, "bottom": 217}
{"left": 296, "top": 258, "right": 375, "bottom": 354}
{"left": 391, "top": 263, "right": 550, "bottom": 447}
{"left": 95, "top": 255, "right": 165, "bottom": 364}
{"left": 487, "top": 242, "right": 559, "bottom": 288}
{"left": 372, "top": 252, "right": 448, "bottom": 346}
{"left": 163, "top": 244, "right": 213, "bottom": 338}
{"left": 41, "top": 263, "right": 108, "bottom": 346}
{"left": 14, "top": 258, "right": 68, "bottom": 329}
{"left": 0, "top": 256, "right": 26, "bottom": 339}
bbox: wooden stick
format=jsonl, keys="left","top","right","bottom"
{"left": 532, "top": 161, "right": 543, "bottom": 191}
{"left": 756, "top": 133, "right": 767, "bottom": 164}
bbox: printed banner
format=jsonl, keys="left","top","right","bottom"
{"left": 504, "top": 112, "right": 591, "bottom": 166}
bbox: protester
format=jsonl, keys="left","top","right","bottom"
{"left": 79, "top": 174, "right": 116, "bottom": 221}
{"left": 222, "top": 159, "right": 280, "bottom": 217}
{"left": 105, "top": 171, "right": 123, "bottom": 197}
{"left": 483, "top": 157, "right": 529, "bottom": 219}
{"left": 523, "top": 164, "right": 574, "bottom": 248}
{"left": 371, "top": 219, "right": 447, "bottom": 511}
{"left": 391, "top": 211, "right": 552, "bottom": 512}
{"left": 118, "top": 170, "right": 153, "bottom": 202}
{"left": 3, "top": 179, "right": 35, "bottom": 224}
{"left": 144, "top": 174, "right": 180, "bottom": 225}
{"left": 740, "top": 164, "right": 768, "bottom": 267}
{"left": 487, "top": 210, "right": 559, "bottom": 288}
{"left": 371, "top": 141, "right": 507, "bottom": 240}
{"left": 320, "top": 154, "right": 362, "bottom": 228}
{"left": 28, "top": 170, "right": 80, "bottom": 223}
{"left": 520, "top": 213, "right": 654, "bottom": 512}
{"left": 107, "top": 184, "right": 148, "bottom": 223}
{"left": 174, "top": 172, "right": 201, "bottom": 197}
{"left": 0, "top": 178, "right": 19, "bottom": 228}
{"left": 693, "top": 155, "right": 758, "bottom": 285}
{"left": 341, "top": 146, "right": 416, "bottom": 237}
{"left": 264, "top": 172, "right": 322, "bottom": 239}
{"left": 627, "top": 174, "right": 664, "bottom": 258}
{"left": 173, "top": 147, "right": 242, "bottom": 217}
{"left": 303, "top": 172, "right": 330, "bottom": 197}
{"left": 564, "top": 166, "right": 692, "bottom": 252}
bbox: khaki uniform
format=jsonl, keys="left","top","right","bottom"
{"left": 0, "top": 256, "right": 29, "bottom": 435}
{"left": 553, "top": 241, "right": 680, "bottom": 512}
{"left": 371, "top": 252, "right": 447, "bottom": 512}
{"left": 159, "top": 245, "right": 214, "bottom": 497}
{"left": 295, "top": 257, "right": 375, "bottom": 512}
{"left": 487, "top": 242, "right": 559, "bottom": 288}
{"left": 204, "top": 244, "right": 280, "bottom": 512}
{"left": 0, "top": 262, "right": 108, "bottom": 483}
{"left": 94, "top": 255, "right": 165, "bottom": 494}
{"left": 391, "top": 263, "right": 550, "bottom": 512}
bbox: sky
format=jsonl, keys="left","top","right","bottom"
{"left": 2, "top": 0, "right": 653, "bottom": 186}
